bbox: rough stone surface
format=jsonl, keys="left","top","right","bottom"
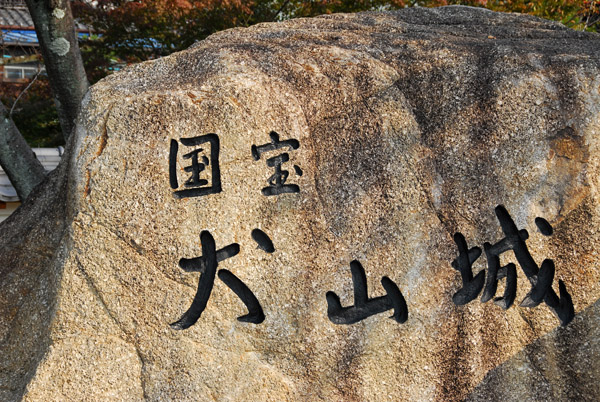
{"left": 1, "top": 6, "right": 600, "bottom": 401}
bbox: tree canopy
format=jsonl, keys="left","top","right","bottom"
{"left": 71, "top": 0, "right": 598, "bottom": 85}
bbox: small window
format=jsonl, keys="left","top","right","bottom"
{"left": 4, "top": 66, "right": 41, "bottom": 81}
{"left": 23, "top": 68, "right": 37, "bottom": 79}
{"left": 5, "top": 68, "right": 23, "bottom": 80}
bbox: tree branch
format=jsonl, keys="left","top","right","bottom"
{"left": 0, "top": 101, "right": 46, "bottom": 201}
{"left": 9, "top": 68, "right": 42, "bottom": 118}
{"left": 270, "top": 0, "right": 291, "bottom": 22}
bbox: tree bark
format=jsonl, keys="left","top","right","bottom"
{"left": 0, "top": 102, "right": 46, "bottom": 201}
{"left": 24, "top": 0, "right": 89, "bottom": 141}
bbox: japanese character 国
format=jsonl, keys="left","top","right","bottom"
{"left": 169, "top": 134, "right": 222, "bottom": 199}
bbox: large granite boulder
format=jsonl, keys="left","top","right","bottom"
{"left": 1, "top": 6, "right": 600, "bottom": 401}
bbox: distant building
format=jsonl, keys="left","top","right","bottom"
{"left": 0, "top": 147, "right": 63, "bottom": 222}
{"left": 0, "top": 0, "right": 40, "bottom": 82}
{"left": 0, "top": 0, "right": 89, "bottom": 82}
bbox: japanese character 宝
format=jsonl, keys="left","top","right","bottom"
{"left": 252, "top": 131, "right": 302, "bottom": 196}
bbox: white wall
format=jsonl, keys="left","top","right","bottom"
{"left": 0, "top": 147, "right": 63, "bottom": 222}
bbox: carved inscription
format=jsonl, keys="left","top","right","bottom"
{"left": 326, "top": 260, "right": 408, "bottom": 325}
{"left": 451, "top": 205, "right": 575, "bottom": 326}
{"left": 252, "top": 131, "right": 301, "bottom": 196}
{"left": 169, "top": 134, "right": 222, "bottom": 199}
{"left": 171, "top": 230, "right": 265, "bottom": 329}
{"left": 166, "top": 134, "right": 579, "bottom": 330}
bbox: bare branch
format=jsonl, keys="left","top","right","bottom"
{"left": 9, "top": 69, "right": 42, "bottom": 118}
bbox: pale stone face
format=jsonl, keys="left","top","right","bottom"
{"left": 2, "top": 6, "right": 600, "bottom": 401}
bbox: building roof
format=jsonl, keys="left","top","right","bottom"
{"left": 0, "top": 0, "right": 27, "bottom": 6}
{"left": 0, "top": 4, "right": 89, "bottom": 37}
{"left": 0, "top": 5, "right": 32, "bottom": 29}
{"left": 0, "top": 147, "right": 63, "bottom": 202}
{"left": 1, "top": 28, "right": 36, "bottom": 46}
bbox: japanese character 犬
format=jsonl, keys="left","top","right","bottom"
{"left": 170, "top": 229, "right": 275, "bottom": 329}
{"left": 452, "top": 205, "right": 574, "bottom": 326}
{"left": 252, "top": 131, "right": 302, "bottom": 196}
{"left": 326, "top": 260, "right": 408, "bottom": 325}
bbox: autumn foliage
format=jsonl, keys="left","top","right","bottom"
{"left": 71, "top": 0, "right": 598, "bottom": 77}
{"left": 71, "top": 0, "right": 414, "bottom": 72}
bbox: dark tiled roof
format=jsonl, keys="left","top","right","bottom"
{"left": 0, "top": 7, "right": 32, "bottom": 29}
{"left": 0, "top": 0, "right": 27, "bottom": 8}
{"left": 0, "top": 5, "right": 89, "bottom": 46}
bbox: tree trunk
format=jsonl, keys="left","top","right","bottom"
{"left": 0, "top": 102, "right": 46, "bottom": 201}
{"left": 24, "top": 0, "right": 89, "bottom": 141}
